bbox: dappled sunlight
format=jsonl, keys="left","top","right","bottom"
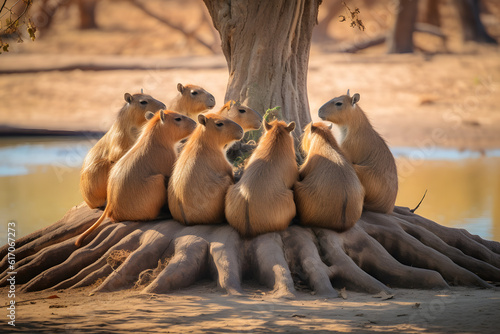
{"left": 7, "top": 285, "right": 500, "bottom": 333}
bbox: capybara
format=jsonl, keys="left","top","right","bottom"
{"left": 80, "top": 93, "right": 166, "bottom": 208}
{"left": 75, "top": 110, "right": 196, "bottom": 247}
{"left": 294, "top": 122, "right": 364, "bottom": 231}
{"left": 168, "top": 113, "right": 244, "bottom": 225}
{"left": 318, "top": 91, "right": 398, "bottom": 213}
{"left": 214, "top": 100, "right": 262, "bottom": 132}
{"left": 169, "top": 83, "right": 215, "bottom": 119}
{"left": 225, "top": 120, "right": 298, "bottom": 237}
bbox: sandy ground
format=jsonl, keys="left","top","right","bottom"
{"left": 1, "top": 51, "right": 500, "bottom": 152}
{"left": 2, "top": 284, "right": 500, "bottom": 333}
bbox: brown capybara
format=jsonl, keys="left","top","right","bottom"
{"left": 75, "top": 110, "right": 197, "bottom": 247}
{"left": 214, "top": 100, "right": 262, "bottom": 132}
{"left": 225, "top": 120, "right": 298, "bottom": 238}
{"left": 168, "top": 113, "right": 244, "bottom": 225}
{"left": 168, "top": 83, "right": 216, "bottom": 119}
{"left": 80, "top": 93, "right": 166, "bottom": 209}
{"left": 318, "top": 91, "right": 398, "bottom": 213}
{"left": 294, "top": 122, "right": 364, "bottom": 231}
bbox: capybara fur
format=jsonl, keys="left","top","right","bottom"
{"left": 225, "top": 120, "right": 298, "bottom": 238}
{"left": 80, "top": 93, "right": 166, "bottom": 209}
{"left": 169, "top": 83, "right": 215, "bottom": 119}
{"left": 215, "top": 100, "right": 262, "bottom": 132}
{"left": 168, "top": 113, "right": 244, "bottom": 225}
{"left": 294, "top": 122, "right": 364, "bottom": 231}
{"left": 75, "top": 110, "right": 197, "bottom": 247}
{"left": 318, "top": 91, "right": 398, "bottom": 213}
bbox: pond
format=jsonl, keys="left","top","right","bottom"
{"left": 0, "top": 138, "right": 499, "bottom": 244}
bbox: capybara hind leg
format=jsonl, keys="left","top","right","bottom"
{"left": 143, "top": 174, "right": 167, "bottom": 220}
{"left": 81, "top": 162, "right": 110, "bottom": 209}
{"left": 117, "top": 174, "right": 166, "bottom": 221}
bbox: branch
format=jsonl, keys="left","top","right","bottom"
{"left": 0, "top": 0, "right": 8, "bottom": 15}
{"left": 128, "top": 0, "right": 217, "bottom": 54}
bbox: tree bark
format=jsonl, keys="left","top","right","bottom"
{"left": 422, "top": 0, "right": 441, "bottom": 27}
{"left": 203, "top": 0, "right": 319, "bottom": 139}
{"left": 387, "top": 0, "right": 419, "bottom": 54}
{"left": 454, "top": 0, "right": 497, "bottom": 44}
{"left": 77, "top": 0, "right": 98, "bottom": 30}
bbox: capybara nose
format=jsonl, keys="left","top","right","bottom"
{"left": 318, "top": 106, "right": 326, "bottom": 120}
{"left": 208, "top": 96, "right": 215, "bottom": 108}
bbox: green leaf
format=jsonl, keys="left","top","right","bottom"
{"left": 263, "top": 106, "right": 282, "bottom": 122}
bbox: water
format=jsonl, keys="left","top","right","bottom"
{"left": 0, "top": 138, "right": 499, "bottom": 243}
{"left": 394, "top": 147, "right": 500, "bottom": 242}
{"left": 0, "top": 137, "right": 97, "bottom": 242}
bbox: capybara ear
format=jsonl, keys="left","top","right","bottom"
{"left": 286, "top": 121, "right": 296, "bottom": 133}
{"left": 310, "top": 122, "right": 317, "bottom": 133}
{"left": 177, "top": 83, "right": 184, "bottom": 94}
{"left": 160, "top": 110, "right": 166, "bottom": 122}
{"left": 145, "top": 111, "right": 155, "bottom": 120}
{"left": 124, "top": 93, "right": 133, "bottom": 103}
{"left": 352, "top": 93, "right": 360, "bottom": 105}
{"left": 346, "top": 89, "right": 350, "bottom": 97}
{"left": 198, "top": 114, "right": 207, "bottom": 126}
{"left": 264, "top": 121, "right": 272, "bottom": 131}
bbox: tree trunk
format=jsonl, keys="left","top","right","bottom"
{"left": 387, "top": 0, "right": 419, "bottom": 53}
{"left": 454, "top": 0, "right": 497, "bottom": 44}
{"left": 422, "top": 0, "right": 441, "bottom": 27}
{"left": 203, "top": 0, "right": 319, "bottom": 140}
{"left": 77, "top": 0, "right": 98, "bottom": 30}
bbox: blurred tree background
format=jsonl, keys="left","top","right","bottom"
{"left": 2, "top": 0, "right": 498, "bottom": 56}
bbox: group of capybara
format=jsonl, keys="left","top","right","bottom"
{"left": 75, "top": 84, "right": 398, "bottom": 247}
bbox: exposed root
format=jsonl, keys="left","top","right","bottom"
{"left": 2, "top": 204, "right": 499, "bottom": 298}
{"left": 107, "top": 250, "right": 132, "bottom": 270}
{"left": 248, "top": 233, "right": 296, "bottom": 298}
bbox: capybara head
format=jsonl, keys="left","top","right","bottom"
{"left": 259, "top": 119, "right": 296, "bottom": 152}
{"left": 301, "top": 122, "right": 336, "bottom": 155}
{"left": 145, "top": 110, "right": 197, "bottom": 143}
{"left": 218, "top": 101, "right": 262, "bottom": 131}
{"left": 124, "top": 92, "right": 166, "bottom": 125}
{"left": 263, "top": 119, "right": 296, "bottom": 135}
{"left": 177, "top": 83, "right": 216, "bottom": 111}
{"left": 318, "top": 90, "right": 360, "bottom": 124}
{"left": 197, "top": 113, "right": 244, "bottom": 146}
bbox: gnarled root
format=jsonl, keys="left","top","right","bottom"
{"left": 1, "top": 204, "right": 498, "bottom": 297}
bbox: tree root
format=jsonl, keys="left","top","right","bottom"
{"left": 1, "top": 204, "right": 499, "bottom": 297}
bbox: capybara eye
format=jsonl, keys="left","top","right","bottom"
{"left": 140, "top": 100, "right": 148, "bottom": 105}
{"left": 216, "top": 122, "right": 224, "bottom": 127}
{"left": 190, "top": 91, "right": 198, "bottom": 96}
{"left": 238, "top": 109, "right": 246, "bottom": 114}
{"left": 174, "top": 117, "right": 182, "bottom": 122}
{"left": 335, "top": 102, "right": 342, "bottom": 106}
